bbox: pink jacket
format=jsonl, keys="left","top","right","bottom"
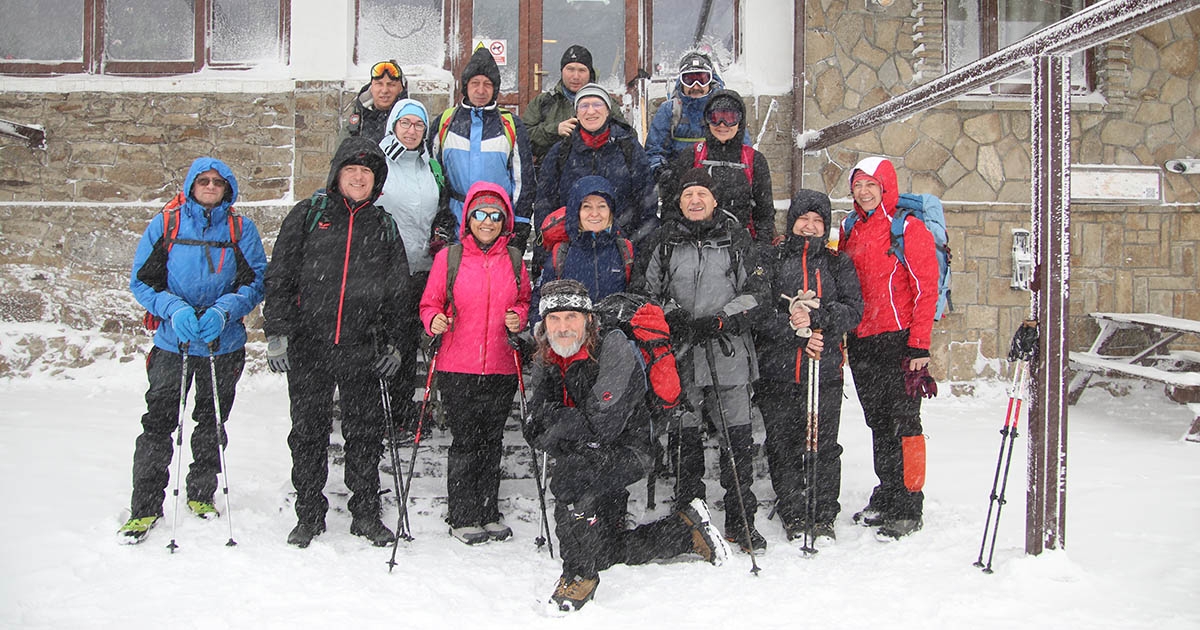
{"left": 420, "top": 181, "right": 532, "bottom": 375}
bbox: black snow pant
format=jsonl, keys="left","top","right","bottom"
{"left": 287, "top": 339, "right": 385, "bottom": 526}
{"left": 672, "top": 385, "right": 758, "bottom": 532}
{"left": 439, "top": 371, "right": 517, "bottom": 528}
{"left": 847, "top": 330, "right": 924, "bottom": 521}
{"left": 385, "top": 270, "right": 429, "bottom": 432}
{"left": 757, "top": 377, "right": 845, "bottom": 527}
{"left": 551, "top": 445, "right": 692, "bottom": 580}
{"left": 130, "top": 346, "right": 244, "bottom": 518}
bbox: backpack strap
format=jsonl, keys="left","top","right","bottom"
{"left": 551, "top": 242, "right": 568, "bottom": 279}
{"left": 444, "top": 243, "right": 464, "bottom": 318}
{"left": 669, "top": 97, "right": 683, "bottom": 140}
{"left": 740, "top": 144, "right": 755, "bottom": 185}
{"left": 618, "top": 237, "right": 634, "bottom": 282}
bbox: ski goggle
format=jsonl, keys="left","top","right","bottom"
{"left": 470, "top": 209, "right": 505, "bottom": 223}
{"left": 707, "top": 108, "right": 742, "bottom": 127}
{"left": 680, "top": 71, "right": 712, "bottom": 88}
{"left": 370, "top": 60, "right": 402, "bottom": 80}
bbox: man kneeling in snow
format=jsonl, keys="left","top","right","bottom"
{"left": 524, "top": 279, "right": 730, "bottom": 613}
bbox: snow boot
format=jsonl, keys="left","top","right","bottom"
{"left": 676, "top": 498, "right": 730, "bottom": 566}
{"left": 117, "top": 515, "right": 159, "bottom": 545}
{"left": 449, "top": 524, "right": 489, "bottom": 545}
{"left": 876, "top": 518, "right": 922, "bottom": 541}
{"left": 550, "top": 574, "right": 599, "bottom": 612}
{"left": 351, "top": 517, "right": 396, "bottom": 547}
{"left": 187, "top": 500, "right": 219, "bottom": 520}
{"left": 287, "top": 521, "right": 326, "bottom": 548}
{"left": 852, "top": 505, "right": 887, "bottom": 527}
{"left": 811, "top": 521, "right": 837, "bottom": 542}
{"left": 483, "top": 519, "right": 513, "bottom": 541}
{"left": 726, "top": 525, "right": 767, "bottom": 553}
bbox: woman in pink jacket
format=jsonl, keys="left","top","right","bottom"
{"left": 420, "top": 181, "right": 532, "bottom": 545}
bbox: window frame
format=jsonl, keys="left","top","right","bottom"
{"left": 0, "top": 0, "right": 290, "bottom": 76}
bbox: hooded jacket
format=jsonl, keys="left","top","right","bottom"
{"left": 644, "top": 65, "right": 731, "bottom": 172}
{"left": 839, "top": 156, "right": 939, "bottom": 351}
{"left": 534, "top": 119, "right": 657, "bottom": 245}
{"left": 755, "top": 189, "right": 863, "bottom": 382}
{"left": 533, "top": 176, "right": 630, "bottom": 321}
{"left": 263, "top": 137, "right": 409, "bottom": 347}
{"left": 377, "top": 98, "right": 449, "bottom": 274}
{"left": 419, "top": 181, "right": 532, "bottom": 376}
{"left": 662, "top": 89, "right": 774, "bottom": 243}
{"left": 131, "top": 157, "right": 268, "bottom": 356}
{"left": 426, "top": 47, "right": 535, "bottom": 233}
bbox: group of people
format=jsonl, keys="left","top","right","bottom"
{"left": 118, "top": 44, "right": 941, "bottom": 614}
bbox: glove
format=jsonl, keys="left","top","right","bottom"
{"left": 197, "top": 308, "right": 227, "bottom": 343}
{"left": 373, "top": 344, "right": 404, "bottom": 378}
{"left": 511, "top": 222, "right": 533, "bottom": 254}
{"left": 428, "top": 223, "right": 454, "bottom": 257}
{"left": 896, "top": 192, "right": 925, "bottom": 212}
{"left": 171, "top": 308, "right": 201, "bottom": 344}
{"left": 902, "top": 357, "right": 938, "bottom": 399}
{"left": 691, "top": 315, "right": 724, "bottom": 341}
{"left": 521, "top": 415, "right": 545, "bottom": 447}
{"left": 664, "top": 308, "right": 693, "bottom": 347}
{"left": 654, "top": 165, "right": 674, "bottom": 188}
{"left": 781, "top": 290, "right": 820, "bottom": 337}
{"left": 266, "top": 336, "right": 290, "bottom": 373}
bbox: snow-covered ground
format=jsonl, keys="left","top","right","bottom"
{"left": 2, "top": 348, "right": 1198, "bottom": 629}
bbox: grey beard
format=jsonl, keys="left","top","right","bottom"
{"left": 549, "top": 335, "right": 584, "bottom": 358}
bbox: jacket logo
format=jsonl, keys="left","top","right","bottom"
{"left": 602, "top": 391, "right": 612, "bottom": 401}
{"left": 317, "top": 218, "right": 332, "bottom": 230}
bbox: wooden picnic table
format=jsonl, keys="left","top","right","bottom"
{"left": 1067, "top": 312, "right": 1200, "bottom": 442}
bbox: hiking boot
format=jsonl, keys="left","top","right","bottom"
{"left": 187, "top": 500, "right": 219, "bottom": 520}
{"left": 876, "top": 518, "right": 922, "bottom": 541}
{"left": 350, "top": 517, "right": 396, "bottom": 547}
{"left": 726, "top": 525, "right": 768, "bottom": 553}
{"left": 483, "top": 519, "right": 513, "bottom": 541}
{"left": 676, "top": 498, "right": 730, "bottom": 566}
{"left": 783, "top": 520, "right": 807, "bottom": 542}
{"left": 449, "top": 525, "right": 489, "bottom": 545}
{"left": 550, "top": 574, "right": 600, "bottom": 612}
{"left": 287, "top": 521, "right": 326, "bottom": 548}
{"left": 811, "top": 521, "right": 837, "bottom": 542}
{"left": 117, "top": 515, "right": 160, "bottom": 545}
{"left": 853, "top": 506, "right": 887, "bottom": 527}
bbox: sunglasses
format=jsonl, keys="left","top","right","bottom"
{"left": 707, "top": 108, "right": 741, "bottom": 127}
{"left": 470, "top": 209, "right": 505, "bottom": 223}
{"left": 680, "top": 71, "right": 712, "bottom": 88}
{"left": 195, "top": 177, "right": 227, "bottom": 188}
{"left": 371, "top": 60, "right": 402, "bottom": 80}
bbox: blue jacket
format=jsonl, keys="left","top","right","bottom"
{"left": 644, "top": 72, "right": 737, "bottom": 173}
{"left": 534, "top": 176, "right": 630, "bottom": 322}
{"left": 130, "top": 157, "right": 268, "bottom": 356}
{"left": 534, "top": 122, "right": 658, "bottom": 246}
{"left": 427, "top": 102, "right": 535, "bottom": 233}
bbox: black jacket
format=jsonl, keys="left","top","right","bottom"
{"left": 755, "top": 189, "right": 863, "bottom": 383}
{"left": 263, "top": 137, "right": 410, "bottom": 347}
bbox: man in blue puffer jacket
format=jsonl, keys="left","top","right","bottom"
{"left": 120, "top": 156, "right": 268, "bottom": 543}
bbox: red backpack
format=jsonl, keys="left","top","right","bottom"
{"left": 593, "top": 293, "right": 683, "bottom": 413}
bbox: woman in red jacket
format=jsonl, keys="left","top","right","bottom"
{"left": 420, "top": 182, "right": 532, "bottom": 545}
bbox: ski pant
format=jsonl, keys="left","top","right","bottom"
{"left": 439, "top": 371, "right": 517, "bottom": 528}
{"left": 130, "top": 346, "right": 243, "bottom": 518}
{"left": 551, "top": 445, "right": 692, "bottom": 579}
{"left": 757, "top": 377, "right": 845, "bottom": 527}
{"left": 287, "top": 339, "right": 385, "bottom": 526}
{"left": 385, "top": 270, "right": 429, "bottom": 432}
{"left": 847, "top": 330, "right": 924, "bottom": 521}
{"left": 671, "top": 382, "right": 758, "bottom": 531}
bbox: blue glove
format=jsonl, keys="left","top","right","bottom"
{"left": 171, "top": 308, "right": 201, "bottom": 344}
{"left": 197, "top": 308, "right": 227, "bottom": 343}
{"left": 896, "top": 193, "right": 925, "bottom": 212}
{"left": 266, "top": 336, "right": 290, "bottom": 373}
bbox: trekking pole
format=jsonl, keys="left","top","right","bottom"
{"left": 801, "top": 350, "right": 821, "bottom": 556}
{"left": 167, "top": 342, "right": 191, "bottom": 554}
{"left": 380, "top": 378, "right": 412, "bottom": 568}
{"left": 974, "top": 320, "right": 1039, "bottom": 572}
{"left": 702, "top": 339, "right": 761, "bottom": 575}
{"left": 510, "top": 333, "right": 555, "bottom": 558}
{"left": 388, "top": 335, "right": 441, "bottom": 572}
{"left": 206, "top": 340, "right": 236, "bottom": 547}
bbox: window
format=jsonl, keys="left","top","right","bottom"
{"left": 356, "top": 0, "right": 445, "bottom": 69}
{"left": 0, "top": 0, "right": 289, "bottom": 76}
{"left": 946, "top": 0, "right": 1090, "bottom": 93}
{"left": 650, "top": 0, "right": 738, "bottom": 79}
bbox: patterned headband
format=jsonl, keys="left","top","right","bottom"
{"left": 538, "top": 293, "right": 593, "bottom": 317}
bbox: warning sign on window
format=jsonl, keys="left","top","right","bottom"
{"left": 475, "top": 39, "right": 507, "bottom": 66}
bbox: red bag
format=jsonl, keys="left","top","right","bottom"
{"left": 539, "top": 206, "right": 568, "bottom": 251}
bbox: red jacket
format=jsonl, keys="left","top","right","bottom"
{"left": 840, "top": 157, "right": 938, "bottom": 350}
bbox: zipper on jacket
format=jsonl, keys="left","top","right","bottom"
{"left": 335, "top": 200, "right": 366, "bottom": 345}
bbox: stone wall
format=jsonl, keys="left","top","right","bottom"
{"left": 801, "top": 0, "right": 1200, "bottom": 381}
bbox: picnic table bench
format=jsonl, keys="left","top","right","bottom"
{"left": 1067, "top": 312, "right": 1200, "bottom": 442}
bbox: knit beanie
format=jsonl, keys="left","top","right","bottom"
{"left": 560, "top": 45, "right": 597, "bottom": 81}
{"left": 678, "top": 51, "right": 715, "bottom": 75}
{"left": 539, "top": 279, "right": 593, "bottom": 316}
{"left": 394, "top": 99, "right": 428, "bottom": 127}
{"left": 678, "top": 167, "right": 715, "bottom": 194}
{"left": 574, "top": 83, "right": 613, "bottom": 112}
{"left": 467, "top": 191, "right": 506, "bottom": 214}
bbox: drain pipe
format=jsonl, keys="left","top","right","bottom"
{"left": 791, "top": 0, "right": 805, "bottom": 190}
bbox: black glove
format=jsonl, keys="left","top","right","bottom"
{"left": 521, "top": 415, "right": 545, "bottom": 447}
{"left": 691, "top": 315, "right": 723, "bottom": 341}
{"left": 654, "top": 165, "right": 675, "bottom": 188}
{"left": 266, "top": 336, "right": 290, "bottom": 373}
{"left": 664, "top": 308, "right": 692, "bottom": 347}
{"left": 511, "top": 222, "right": 533, "bottom": 254}
{"left": 373, "top": 344, "right": 404, "bottom": 378}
